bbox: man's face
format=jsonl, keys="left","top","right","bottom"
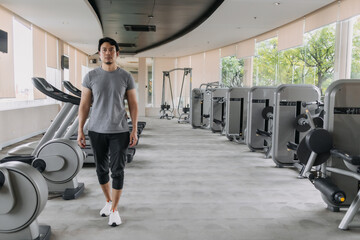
{"left": 99, "top": 42, "right": 118, "bottom": 65}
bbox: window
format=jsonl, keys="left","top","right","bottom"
{"left": 251, "top": 24, "right": 335, "bottom": 93}
{"left": 82, "top": 65, "right": 91, "bottom": 83}
{"left": 303, "top": 24, "right": 336, "bottom": 93}
{"left": 46, "top": 67, "right": 61, "bottom": 90}
{"left": 147, "top": 58, "right": 153, "bottom": 106}
{"left": 253, "top": 37, "right": 278, "bottom": 86}
{"left": 221, "top": 55, "right": 244, "bottom": 87}
{"left": 278, "top": 47, "right": 305, "bottom": 84}
{"left": 351, "top": 16, "right": 360, "bottom": 79}
{"left": 13, "top": 18, "right": 33, "bottom": 100}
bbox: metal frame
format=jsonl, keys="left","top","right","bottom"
{"left": 210, "top": 88, "right": 228, "bottom": 133}
{"left": 225, "top": 87, "right": 250, "bottom": 143}
{"left": 321, "top": 79, "right": 360, "bottom": 230}
{"left": 160, "top": 68, "right": 192, "bottom": 121}
{"left": 272, "top": 84, "right": 321, "bottom": 167}
{"left": 246, "top": 86, "right": 276, "bottom": 155}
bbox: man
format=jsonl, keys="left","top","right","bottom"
{"left": 77, "top": 37, "right": 138, "bottom": 226}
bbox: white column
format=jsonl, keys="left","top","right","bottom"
{"left": 334, "top": 20, "right": 353, "bottom": 80}
{"left": 138, "top": 57, "right": 147, "bottom": 117}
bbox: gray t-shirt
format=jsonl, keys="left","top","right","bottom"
{"left": 82, "top": 67, "right": 136, "bottom": 133}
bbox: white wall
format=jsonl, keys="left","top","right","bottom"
{"left": 0, "top": 104, "right": 59, "bottom": 149}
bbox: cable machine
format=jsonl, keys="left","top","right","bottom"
{"left": 160, "top": 68, "right": 192, "bottom": 123}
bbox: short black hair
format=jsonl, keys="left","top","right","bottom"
{"left": 98, "top": 37, "right": 119, "bottom": 52}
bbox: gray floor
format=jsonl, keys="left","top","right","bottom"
{"left": 2, "top": 117, "right": 360, "bottom": 239}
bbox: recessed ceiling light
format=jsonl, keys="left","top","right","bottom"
{"left": 274, "top": 2, "right": 280, "bottom": 6}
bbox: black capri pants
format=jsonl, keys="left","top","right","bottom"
{"left": 88, "top": 131, "right": 130, "bottom": 190}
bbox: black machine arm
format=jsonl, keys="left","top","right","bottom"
{"left": 256, "top": 129, "right": 271, "bottom": 138}
{"left": 286, "top": 141, "right": 298, "bottom": 151}
{"left": 32, "top": 77, "right": 80, "bottom": 105}
{"left": 301, "top": 100, "right": 324, "bottom": 108}
{"left": 63, "top": 80, "right": 82, "bottom": 97}
{"left": 330, "top": 149, "right": 360, "bottom": 165}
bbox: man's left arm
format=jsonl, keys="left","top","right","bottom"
{"left": 126, "top": 88, "right": 138, "bottom": 147}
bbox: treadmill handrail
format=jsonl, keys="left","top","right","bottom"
{"left": 63, "top": 80, "right": 82, "bottom": 97}
{"left": 32, "top": 77, "right": 80, "bottom": 105}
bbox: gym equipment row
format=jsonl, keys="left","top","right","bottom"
{"left": 0, "top": 77, "right": 147, "bottom": 239}
{"left": 191, "top": 79, "right": 360, "bottom": 230}
{"left": 1, "top": 77, "right": 85, "bottom": 201}
{"left": 194, "top": 85, "right": 250, "bottom": 145}
{"left": 294, "top": 79, "right": 360, "bottom": 230}
{"left": 191, "top": 82, "right": 220, "bottom": 129}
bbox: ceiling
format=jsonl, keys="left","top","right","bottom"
{"left": 0, "top": 0, "right": 335, "bottom": 58}
{"left": 88, "top": 0, "right": 223, "bottom": 55}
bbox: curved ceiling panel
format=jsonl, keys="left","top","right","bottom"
{"left": 88, "top": 0, "right": 224, "bottom": 55}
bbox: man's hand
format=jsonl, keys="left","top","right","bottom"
{"left": 129, "top": 130, "right": 138, "bottom": 147}
{"left": 77, "top": 131, "right": 86, "bottom": 148}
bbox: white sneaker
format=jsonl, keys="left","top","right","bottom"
{"left": 100, "top": 201, "right": 112, "bottom": 217}
{"left": 108, "top": 210, "right": 122, "bottom": 226}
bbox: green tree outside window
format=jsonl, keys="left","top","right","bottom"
{"left": 351, "top": 17, "right": 360, "bottom": 79}
{"left": 252, "top": 24, "right": 335, "bottom": 94}
{"left": 221, "top": 56, "right": 244, "bottom": 87}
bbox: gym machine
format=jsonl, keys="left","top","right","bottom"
{"left": 295, "top": 79, "right": 360, "bottom": 230}
{"left": 1, "top": 77, "right": 85, "bottom": 200}
{"left": 210, "top": 88, "right": 228, "bottom": 133}
{"left": 0, "top": 161, "right": 51, "bottom": 240}
{"left": 191, "top": 82, "right": 220, "bottom": 128}
{"left": 272, "top": 84, "right": 321, "bottom": 168}
{"left": 246, "top": 86, "right": 276, "bottom": 157}
{"left": 225, "top": 87, "right": 250, "bottom": 143}
{"left": 160, "top": 68, "right": 192, "bottom": 121}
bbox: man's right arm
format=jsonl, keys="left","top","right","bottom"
{"left": 77, "top": 87, "right": 92, "bottom": 148}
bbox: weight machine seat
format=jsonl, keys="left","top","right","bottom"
{"left": 182, "top": 107, "right": 190, "bottom": 113}
{"left": 296, "top": 128, "right": 332, "bottom": 166}
{"left": 256, "top": 129, "right": 272, "bottom": 138}
{"left": 305, "top": 128, "right": 333, "bottom": 154}
{"left": 213, "top": 119, "right": 225, "bottom": 127}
